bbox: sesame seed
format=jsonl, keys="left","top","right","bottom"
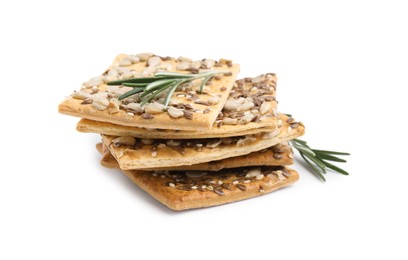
{"left": 232, "top": 180, "right": 239, "bottom": 185}
{"left": 151, "top": 151, "right": 157, "bottom": 157}
{"left": 169, "top": 183, "right": 175, "bottom": 188}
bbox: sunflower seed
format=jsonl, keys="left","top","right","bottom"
{"left": 145, "top": 102, "right": 165, "bottom": 114}
{"left": 147, "top": 56, "right": 161, "bottom": 67}
{"left": 260, "top": 102, "right": 272, "bottom": 115}
{"left": 255, "top": 174, "right": 264, "bottom": 180}
{"left": 202, "top": 59, "right": 216, "bottom": 69}
{"left": 107, "top": 100, "right": 120, "bottom": 114}
{"left": 176, "top": 61, "right": 190, "bottom": 70}
{"left": 245, "top": 168, "right": 262, "bottom": 178}
{"left": 141, "top": 113, "right": 154, "bottom": 119}
{"left": 273, "top": 153, "right": 283, "bottom": 160}
{"left": 119, "top": 58, "right": 132, "bottom": 67}
{"left": 83, "top": 76, "right": 104, "bottom": 88}
{"left": 178, "top": 56, "right": 192, "bottom": 62}
{"left": 126, "top": 103, "right": 144, "bottom": 114}
{"left": 223, "top": 117, "right": 238, "bottom": 125}
{"left": 208, "top": 96, "right": 220, "bottom": 105}
{"left": 167, "top": 106, "right": 184, "bottom": 118}
{"left": 237, "top": 101, "right": 255, "bottom": 112}
{"left": 224, "top": 98, "right": 240, "bottom": 111}
{"left": 166, "top": 140, "right": 181, "bottom": 147}
{"left": 128, "top": 55, "right": 140, "bottom": 63}
{"left": 112, "top": 136, "right": 136, "bottom": 146}
{"left": 275, "top": 170, "right": 286, "bottom": 182}
{"left": 189, "top": 61, "right": 202, "bottom": 70}
{"left": 136, "top": 52, "right": 154, "bottom": 61}
{"left": 206, "top": 139, "right": 222, "bottom": 148}
{"left": 262, "top": 129, "right": 280, "bottom": 139}
{"left": 141, "top": 139, "right": 154, "bottom": 145}
{"left": 239, "top": 113, "right": 255, "bottom": 124}
{"left": 72, "top": 91, "right": 90, "bottom": 100}
{"left": 236, "top": 136, "right": 257, "bottom": 146}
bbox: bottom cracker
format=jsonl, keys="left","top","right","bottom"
{"left": 121, "top": 166, "right": 299, "bottom": 210}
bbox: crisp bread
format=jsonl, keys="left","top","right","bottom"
{"left": 77, "top": 74, "right": 278, "bottom": 138}
{"left": 102, "top": 114, "right": 304, "bottom": 170}
{"left": 59, "top": 53, "right": 239, "bottom": 131}
{"left": 96, "top": 142, "right": 294, "bottom": 170}
{"left": 121, "top": 166, "right": 299, "bottom": 210}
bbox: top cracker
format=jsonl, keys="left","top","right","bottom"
{"left": 59, "top": 53, "right": 240, "bottom": 131}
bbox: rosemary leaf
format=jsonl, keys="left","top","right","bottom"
{"left": 118, "top": 87, "right": 145, "bottom": 100}
{"left": 145, "top": 79, "right": 176, "bottom": 91}
{"left": 300, "top": 153, "right": 326, "bottom": 181}
{"left": 122, "top": 83, "right": 149, "bottom": 88}
{"left": 290, "top": 138, "right": 350, "bottom": 181}
{"left": 107, "top": 77, "right": 159, "bottom": 85}
{"left": 154, "top": 72, "right": 195, "bottom": 78}
{"left": 107, "top": 70, "right": 230, "bottom": 108}
{"left": 199, "top": 76, "right": 211, "bottom": 93}
{"left": 163, "top": 82, "right": 179, "bottom": 108}
{"left": 303, "top": 153, "right": 327, "bottom": 173}
{"left": 313, "top": 153, "right": 347, "bottom": 163}
{"left": 140, "top": 85, "right": 173, "bottom": 106}
{"left": 312, "top": 149, "right": 350, "bottom": 156}
{"left": 321, "top": 160, "right": 350, "bottom": 175}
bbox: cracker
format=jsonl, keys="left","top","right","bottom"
{"left": 77, "top": 74, "right": 278, "bottom": 139}
{"left": 96, "top": 142, "right": 294, "bottom": 170}
{"left": 121, "top": 166, "right": 299, "bottom": 210}
{"left": 59, "top": 53, "right": 240, "bottom": 131}
{"left": 103, "top": 114, "right": 304, "bottom": 170}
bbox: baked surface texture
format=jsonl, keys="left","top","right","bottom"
{"left": 102, "top": 114, "right": 304, "bottom": 170}
{"left": 76, "top": 74, "right": 278, "bottom": 138}
{"left": 121, "top": 166, "right": 299, "bottom": 210}
{"left": 59, "top": 53, "right": 240, "bottom": 131}
{"left": 96, "top": 142, "right": 294, "bottom": 170}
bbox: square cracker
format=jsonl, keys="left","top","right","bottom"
{"left": 96, "top": 142, "right": 294, "bottom": 171}
{"left": 103, "top": 114, "right": 304, "bottom": 170}
{"left": 59, "top": 53, "right": 240, "bottom": 131}
{"left": 121, "top": 166, "right": 299, "bottom": 210}
{"left": 77, "top": 74, "right": 278, "bottom": 139}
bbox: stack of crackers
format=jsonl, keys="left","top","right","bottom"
{"left": 59, "top": 53, "right": 305, "bottom": 210}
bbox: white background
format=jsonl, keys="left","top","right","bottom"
{"left": 1, "top": 0, "right": 407, "bottom": 259}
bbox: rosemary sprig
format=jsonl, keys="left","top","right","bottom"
{"left": 290, "top": 139, "right": 350, "bottom": 182}
{"left": 107, "top": 70, "right": 229, "bottom": 108}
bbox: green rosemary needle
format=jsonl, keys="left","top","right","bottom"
{"left": 290, "top": 139, "right": 350, "bottom": 182}
{"left": 107, "top": 70, "right": 229, "bottom": 108}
